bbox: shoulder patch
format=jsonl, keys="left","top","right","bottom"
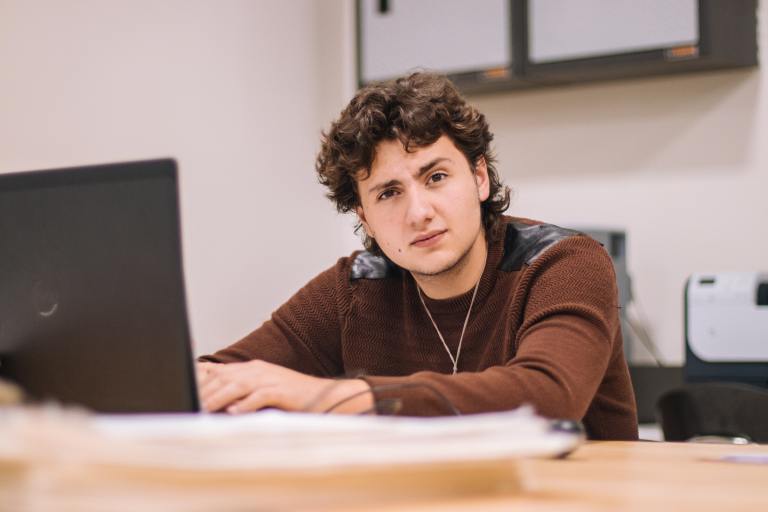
{"left": 350, "top": 251, "right": 399, "bottom": 280}
{"left": 499, "top": 222, "right": 582, "bottom": 272}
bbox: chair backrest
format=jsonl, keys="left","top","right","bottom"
{"left": 657, "top": 382, "right": 768, "bottom": 443}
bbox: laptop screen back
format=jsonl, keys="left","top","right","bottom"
{"left": 0, "top": 159, "right": 199, "bottom": 412}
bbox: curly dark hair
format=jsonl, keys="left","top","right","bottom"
{"left": 315, "top": 72, "right": 510, "bottom": 255}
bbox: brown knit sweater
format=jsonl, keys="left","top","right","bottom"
{"left": 201, "top": 216, "right": 638, "bottom": 440}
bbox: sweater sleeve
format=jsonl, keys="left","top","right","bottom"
{"left": 197, "top": 258, "right": 349, "bottom": 377}
{"left": 362, "top": 236, "right": 620, "bottom": 421}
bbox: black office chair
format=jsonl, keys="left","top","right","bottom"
{"left": 657, "top": 382, "right": 768, "bottom": 443}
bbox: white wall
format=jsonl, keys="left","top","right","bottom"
{"left": 0, "top": 0, "right": 359, "bottom": 355}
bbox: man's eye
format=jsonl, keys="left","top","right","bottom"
{"left": 378, "top": 189, "right": 397, "bottom": 201}
{"left": 429, "top": 172, "right": 447, "bottom": 183}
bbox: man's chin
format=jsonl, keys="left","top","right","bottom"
{"left": 404, "top": 255, "right": 461, "bottom": 279}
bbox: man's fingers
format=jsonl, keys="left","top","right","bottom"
{"left": 194, "top": 360, "right": 326, "bottom": 414}
{"left": 201, "top": 381, "right": 249, "bottom": 412}
{"left": 199, "top": 371, "right": 228, "bottom": 401}
{"left": 227, "top": 388, "right": 280, "bottom": 414}
{"left": 198, "top": 363, "right": 250, "bottom": 400}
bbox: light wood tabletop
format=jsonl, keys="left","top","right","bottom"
{"left": 368, "top": 440, "right": 768, "bottom": 512}
{"left": 3, "top": 438, "right": 768, "bottom": 511}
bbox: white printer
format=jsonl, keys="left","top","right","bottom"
{"left": 685, "top": 272, "right": 768, "bottom": 386}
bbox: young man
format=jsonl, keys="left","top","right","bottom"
{"left": 198, "top": 72, "right": 638, "bottom": 440}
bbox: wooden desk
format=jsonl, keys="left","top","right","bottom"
{"left": 2, "top": 440, "right": 767, "bottom": 511}
{"left": 372, "top": 441, "right": 768, "bottom": 512}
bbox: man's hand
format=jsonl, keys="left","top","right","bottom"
{"left": 196, "top": 360, "right": 373, "bottom": 414}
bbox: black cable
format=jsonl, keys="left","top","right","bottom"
{"left": 625, "top": 307, "right": 665, "bottom": 367}
{"left": 626, "top": 277, "right": 666, "bottom": 367}
{"left": 322, "top": 381, "right": 461, "bottom": 416}
{"left": 300, "top": 378, "right": 347, "bottom": 413}
{"left": 359, "top": 398, "right": 402, "bottom": 416}
{"left": 321, "top": 387, "right": 376, "bottom": 414}
{"left": 300, "top": 369, "right": 374, "bottom": 413}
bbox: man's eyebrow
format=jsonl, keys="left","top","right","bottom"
{"left": 368, "top": 179, "right": 401, "bottom": 197}
{"left": 416, "top": 157, "right": 450, "bottom": 177}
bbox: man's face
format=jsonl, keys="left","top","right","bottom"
{"left": 356, "top": 135, "right": 490, "bottom": 277}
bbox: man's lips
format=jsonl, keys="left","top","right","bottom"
{"left": 411, "top": 230, "right": 447, "bottom": 247}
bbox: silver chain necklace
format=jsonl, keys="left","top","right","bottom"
{"left": 416, "top": 278, "right": 481, "bottom": 375}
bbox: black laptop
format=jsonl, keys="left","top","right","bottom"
{"left": 0, "top": 159, "right": 199, "bottom": 412}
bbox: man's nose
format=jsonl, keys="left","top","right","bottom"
{"left": 405, "top": 187, "right": 435, "bottom": 226}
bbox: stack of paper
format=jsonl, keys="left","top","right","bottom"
{"left": 0, "top": 406, "right": 581, "bottom": 511}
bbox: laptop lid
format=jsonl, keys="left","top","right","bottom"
{"left": 0, "top": 159, "right": 199, "bottom": 413}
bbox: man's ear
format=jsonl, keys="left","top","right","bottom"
{"left": 474, "top": 156, "right": 491, "bottom": 202}
{"left": 356, "top": 206, "right": 374, "bottom": 238}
